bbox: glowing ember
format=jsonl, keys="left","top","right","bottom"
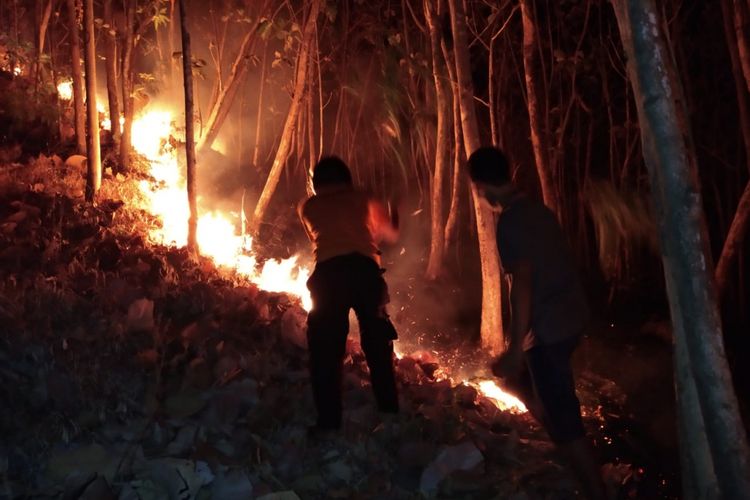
{"left": 131, "top": 109, "right": 312, "bottom": 310}
{"left": 469, "top": 380, "right": 527, "bottom": 414}
{"left": 13, "top": 66, "right": 22, "bottom": 76}
{"left": 57, "top": 80, "right": 73, "bottom": 100}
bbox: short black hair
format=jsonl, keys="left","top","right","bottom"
{"left": 312, "top": 156, "right": 353, "bottom": 190}
{"left": 467, "top": 146, "right": 510, "bottom": 187}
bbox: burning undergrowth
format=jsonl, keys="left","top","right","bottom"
{"left": 0, "top": 117, "right": 671, "bottom": 498}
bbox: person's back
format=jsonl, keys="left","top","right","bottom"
{"left": 299, "top": 187, "right": 383, "bottom": 265}
{"left": 299, "top": 156, "right": 400, "bottom": 435}
{"left": 496, "top": 194, "right": 590, "bottom": 350}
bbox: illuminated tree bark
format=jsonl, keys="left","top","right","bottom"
{"left": 83, "top": 0, "right": 101, "bottom": 201}
{"left": 66, "top": 0, "right": 86, "bottom": 154}
{"left": 178, "top": 0, "right": 198, "bottom": 252}
{"left": 448, "top": 0, "right": 504, "bottom": 353}
{"left": 103, "top": 0, "right": 121, "bottom": 144}
{"left": 120, "top": 0, "right": 135, "bottom": 169}
{"left": 34, "top": 0, "right": 53, "bottom": 87}
{"left": 442, "top": 37, "right": 464, "bottom": 255}
{"left": 520, "top": 0, "right": 559, "bottom": 218}
{"left": 424, "top": 0, "right": 449, "bottom": 280}
{"left": 196, "top": 24, "right": 259, "bottom": 154}
{"left": 611, "top": 1, "right": 750, "bottom": 497}
{"left": 250, "top": 0, "right": 321, "bottom": 234}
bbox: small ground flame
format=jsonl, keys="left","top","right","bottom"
{"left": 469, "top": 379, "right": 528, "bottom": 414}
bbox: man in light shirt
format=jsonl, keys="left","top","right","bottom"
{"left": 299, "top": 156, "right": 400, "bottom": 435}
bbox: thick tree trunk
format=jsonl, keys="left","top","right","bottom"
{"left": 448, "top": 0, "right": 504, "bottom": 353}
{"left": 520, "top": 0, "right": 559, "bottom": 218}
{"left": 424, "top": 0, "right": 449, "bottom": 280}
{"left": 66, "top": 0, "right": 86, "bottom": 154}
{"left": 120, "top": 0, "right": 135, "bottom": 169}
{"left": 178, "top": 0, "right": 198, "bottom": 252}
{"left": 250, "top": 0, "right": 321, "bottom": 234}
{"left": 611, "top": 1, "right": 750, "bottom": 497}
{"left": 83, "top": 0, "right": 101, "bottom": 201}
{"left": 103, "top": 0, "right": 121, "bottom": 144}
{"left": 196, "top": 25, "right": 258, "bottom": 154}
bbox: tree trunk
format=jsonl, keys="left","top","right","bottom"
{"left": 674, "top": 327, "right": 720, "bottom": 500}
{"left": 66, "top": 0, "right": 86, "bottom": 154}
{"left": 716, "top": 182, "right": 750, "bottom": 297}
{"left": 196, "top": 24, "right": 259, "bottom": 154}
{"left": 178, "top": 0, "right": 198, "bottom": 252}
{"left": 35, "top": 0, "right": 53, "bottom": 88}
{"left": 103, "top": 0, "right": 121, "bottom": 144}
{"left": 611, "top": 1, "right": 750, "bottom": 497}
{"left": 448, "top": 0, "right": 504, "bottom": 353}
{"left": 250, "top": 0, "right": 321, "bottom": 234}
{"left": 734, "top": 0, "right": 750, "bottom": 95}
{"left": 717, "top": 0, "right": 750, "bottom": 299}
{"left": 520, "top": 0, "right": 559, "bottom": 218}
{"left": 424, "top": 0, "right": 449, "bottom": 280}
{"left": 252, "top": 37, "right": 269, "bottom": 170}
{"left": 120, "top": 0, "right": 135, "bottom": 170}
{"left": 83, "top": 0, "right": 101, "bottom": 201}
{"left": 442, "top": 37, "right": 463, "bottom": 255}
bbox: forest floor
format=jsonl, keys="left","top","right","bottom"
{"left": 0, "top": 155, "right": 678, "bottom": 499}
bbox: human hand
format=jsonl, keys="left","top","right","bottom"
{"left": 490, "top": 348, "right": 524, "bottom": 379}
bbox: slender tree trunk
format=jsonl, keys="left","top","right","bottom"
{"left": 611, "top": 1, "right": 750, "bottom": 497}
{"left": 717, "top": 0, "right": 750, "bottom": 299}
{"left": 196, "top": 23, "right": 260, "bottom": 154}
{"left": 424, "top": 0, "right": 449, "bottom": 280}
{"left": 448, "top": 0, "right": 504, "bottom": 353}
{"left": 252, "top": 37, "right": 269, "bottom": 170}
{"left": 734, "top": 0, "right": 750, "bottom": 94}
{"left": 120, "top": 0, "right": 135, "bottom": 169}
{"left": 520, "top": 0, "right": 559, "bottom": 218}
{"left": 35, "top": 0, "right": 53, "bottom": 88}
{"left": 83, "top": 0, "right": 101, "bottom": 201}
{"left": 442, "top": 38, "right": 463, "bottom": 255}
{"left": 716, "top": 183, "right": 750, "bottom": 297}
{"left": 66, "top": 0, "right": 86, "bottom": 154}
{"left": 103, "top": 0, "right": 121, "bottom": 144}
{"left": 168, "top": 0, "right": 176, "bottom": 87}
{"left": 250, "top": 0, "right": 321, "bottom": 234}
{"left": 178, "top": 0, "right": 197, "bottom": 252}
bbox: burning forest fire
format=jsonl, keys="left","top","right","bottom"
{"left": 130, "top": 108, "right": 312, "bottom": 310}
{"left": 123, "top": 103, "right": 522, "bottom": 413}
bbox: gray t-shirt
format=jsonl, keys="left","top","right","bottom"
{"left": 496, "top": 194, "right": 590, "bottom": 350}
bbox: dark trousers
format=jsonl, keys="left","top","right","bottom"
{"left": 518, "top": 337, "right": 586, "bottom": 444}
{"left": 306, "top": 253, "right": 399, "bottom": 429}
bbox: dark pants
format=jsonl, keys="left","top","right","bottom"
{"left": 515, "top": 337, "right": 586, "bottom": 444}
{"left": 306, "top": 253, "right": 399, "bottom": 429}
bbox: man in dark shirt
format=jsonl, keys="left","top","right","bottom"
{"left": 468, "top": 146, "right": 605, "bottom": 500}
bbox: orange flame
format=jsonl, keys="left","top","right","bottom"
{"left": 468, "top": 379, "right": 527, "bottom": 414}
{"left": 131, "top": 109, "right": 312, "bottom": 310}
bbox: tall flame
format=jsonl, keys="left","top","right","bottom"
{"left": 131, "top": 109, "right": 312, "bottom": 310}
